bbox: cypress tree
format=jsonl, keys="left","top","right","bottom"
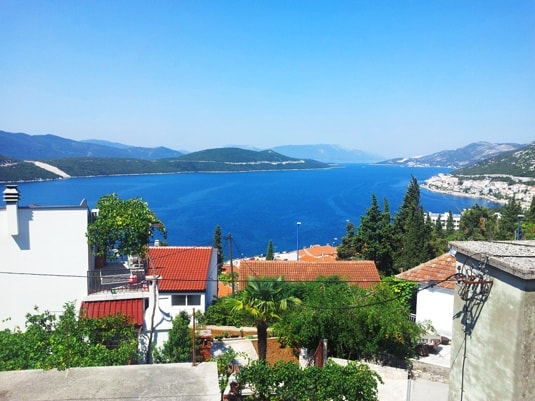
{"left": 445, "top": 210, "right": 455, "bottom": 237}
{"left": 497, "top": 197, "right": 523, "bottom": 240}
{"left": 434, "top": 214, "right": 444, "bottom": 238}
{"left": 378, "top": 198, "right": 394, "bottom": 275}
{"left": 392, "top": 176, "right": 433, "bottom": 272}
{"left": 266, "top": 240, "right": 274, "bottom": 260}
{"left": 337, "top": 220, "right": 358, "bottom": 260}
{"left": 458, "top": 205, "right": 498, "bottom": 240}
{"left": 213, "top": 225, "right": 224, "bottom": 274}
{"left": 526, "top": 197, "right": 535, "bottom": 223}
{"left": 356, "top": 194, "right": 395, "bottom": 275}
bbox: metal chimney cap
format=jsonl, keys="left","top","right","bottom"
{"left": 3, "top": 185, "right": 20, "bottom": 202}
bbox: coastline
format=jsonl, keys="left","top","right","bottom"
{"left": 421, "top": 184, "right": 507, "bottom": 206}
{"left": 0, "top": 164, "right": 340, "bottom": 185}
{"left": 422, "top": 173, "right": 534, "bottom": 209}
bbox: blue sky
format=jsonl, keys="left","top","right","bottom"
{"left": 1, "top": 1, "right": 533, "bottom": 158}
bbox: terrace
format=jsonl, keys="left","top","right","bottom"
{"left": 87, "top": 255, "right": 148, "bottom": 295}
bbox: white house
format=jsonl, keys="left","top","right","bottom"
{"left": 397, "top": 253, "right": 457, "bottom": 339}
{"left": 142, "top": 246, "right": 218, "bottom": 347}
{"left": 81, "top": 245, "right": 218, "bottom": 354}
{"left": 0, "top": 185, "right": 92, "bottom": 330}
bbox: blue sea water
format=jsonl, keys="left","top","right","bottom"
{"left": 4, "top": 165, "right": 499, "bottom": 257}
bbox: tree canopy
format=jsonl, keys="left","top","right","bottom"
{"left": 238, "top": 359, "right": 382, "bottom": 401}
{"left": 153, "top": 311, "right": 195, "bottom": 363}
{"left": 0, "top": 303, "right": 139, "bottom": 371}
{"left": 213, "top": 225, "right": 224, "bottom": 274}
{"left": 224, "top": 276, "right": 301, "bottom": 360}
{"left": 273, "top": 277, "right": 421, "bottom": 364}
{"left": 87, "top": 193, "right": 167, "bottom": 259}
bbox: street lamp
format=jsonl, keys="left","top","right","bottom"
{"left": 296, "top": 222, "right": 301, "bottom": 261}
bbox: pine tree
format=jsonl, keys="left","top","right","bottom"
{"left": 213, "top": 225, "right": 224, "bottom": 274}
{"left": 266, "top": 240, "right": 274, "bottom": 260}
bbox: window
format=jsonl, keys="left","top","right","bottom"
{"left": 188, "top": 294, "right": 201, "bottom": 306}
{"left": 171, "top": 294, "right": 201, "bottom": 306}
{"left": 172, "top": 295, "right": 186, "bottom": 306}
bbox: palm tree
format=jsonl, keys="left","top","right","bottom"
{"left": 226, "top": 276, "right": 301, "bottom": 360}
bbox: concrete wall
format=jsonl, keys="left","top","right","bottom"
{"left": 0, "top": 204, "right": 91, "bottom": 330}
{"left": 416, "top": 286, "right": 454, "bottom": 339}
{"left": 449, "top": 259, "right": 535, "bottom": 401}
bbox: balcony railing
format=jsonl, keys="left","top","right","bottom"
{"left": 87, "top": 263, "right": 148, "bottom": 295}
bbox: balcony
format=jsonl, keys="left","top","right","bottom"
{"left": 87, "top": 260, "right": 148, "bottom": 295}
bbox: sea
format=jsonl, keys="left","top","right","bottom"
{"left": 3, "top": 164, "right": 500, "bottom": 258}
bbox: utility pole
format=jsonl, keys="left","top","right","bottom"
{"left": 225, "top": 233, "right": 235, "bottom": 295}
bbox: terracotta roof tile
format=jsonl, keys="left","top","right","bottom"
{"left": 81, "top": 299, "right": 144, "bottom": 326}
{"left": 298, "top": 245, "right": 337, "bottom": 262}
{"left": 147, "top": 246, "right": 214, "bottom": 292}
{"left": 396, "top": 253, "right": 457, "bottom": 290}
{"left": 239, "top": 260, "right": 380, "bottom": 289}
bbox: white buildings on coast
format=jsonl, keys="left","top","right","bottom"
{"left": 423, "top": 173, "right": 535, "bottom": 209}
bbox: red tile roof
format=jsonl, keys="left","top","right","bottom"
{"left": 147, "top": 246, "right": 214, "bottom": 292}
{"left": 298, "top": 244, "right": 337, "bottom": 262}
{"left": 238, "top": 260, "right": 380, "bottom": 289}
{"left": 81, "top": 299, "right": 144, "bottom": 326}
{"left": 396, "top": 253, "right": 457, "bottom": 290}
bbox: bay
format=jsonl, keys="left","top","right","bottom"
{"left": 4, "top": 165, "right": 499, "bottom": 257}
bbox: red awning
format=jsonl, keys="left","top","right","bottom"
{"left": 81, "top": 299, "right": 144, "bottom": 326}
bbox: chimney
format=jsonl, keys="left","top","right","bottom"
{"left": 3, "top": 185, "right": 20, "bottom": 236}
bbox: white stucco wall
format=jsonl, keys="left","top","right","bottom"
{"left": 416, "top": 286, "right": 454, "bottom": 338}
{"left": 205, "top": 248, "right": 218, "bottom": 307}
{"left": 0, "top": 204, "right": 91, "bottom": 330}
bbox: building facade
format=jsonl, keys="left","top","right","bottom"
{"left": 397, "top": 253, "right": 457, "bottom": 339}
{"left": 0, "top": 185, "right": 92, "bottom": 330}
{"left": 449, "top": 240, "right": 535, "bottom": 401}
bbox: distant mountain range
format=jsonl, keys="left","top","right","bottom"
{"left": 1, "top": 130, "right": 533, "bottom": 183}
{"left": 0, "top": 130, "right": 185, "bottom": 160}
{"left": 377, "top": 141, "right": 526, "bottom": 169}
{"left": 269, "top": 144, "right": 382, "bottom": 163}
{"left": 0, "top": 133, "right": 329, "bottom": 182}
{"left": 454, "top": 142, "right": 535, "bottom": 178}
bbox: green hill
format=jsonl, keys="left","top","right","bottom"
{"left": 0, "top": 148, "right": 330, "bottom": 183}
{"left": 0, "top": 155, "right": 61, "bottom": 181}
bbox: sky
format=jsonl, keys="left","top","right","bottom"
{"left": 1, "top": 1, "right": 533, "bottom": 159}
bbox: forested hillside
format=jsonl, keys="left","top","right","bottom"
{"left": 454, "top": 143, "right": 535, "bottom": 178}
{"left": 1, "top": 148, "right": 329, "bottom": 182}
